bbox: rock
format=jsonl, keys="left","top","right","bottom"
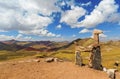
{"left": 45, "top": 57, "right": 54, "bottom": 62}
{"left": 114, "top": 61, "right": 119, "bottom": 67}
{"left": 58, "top": 59, "right": 64, "bottom": 62}
{"left": 37, "top": 60, "right": 40, "bottom": 62}
{"left": 75, "top": 51, "right": 83, "bottom": 66}
{"left": 33, "top": 59, "right": 40, "bottom": 62}
{"left": 54, "top": 58, "right": 58, "bottom": 62}
{"left": 91, "top": 46, "right": 103, "bottom": 70}
{"left": 103, "top": 67, "right": 117, "bottom": 79}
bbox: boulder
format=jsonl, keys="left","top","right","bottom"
{"left": 54, "top": 58, "right": 58, "bottom": 62}
{"left": 103, "top": 67, "right": 117, "bottom": 79}
{"left": 45, "top": 57, "right": 54, "bottom": 62}
{"left": 33, "top": 59, "right": 40, "bottom": 62}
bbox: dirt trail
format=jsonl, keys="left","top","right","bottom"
{"left": 0, "top": 58, "right": 120, "bottom": 79}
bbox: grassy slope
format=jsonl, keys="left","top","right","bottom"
{"left": 51, "top": 39, "right": 120, "bottom": 70}
{"left": 0, "top": 50, "right": 36, "bottom": 61}
{"left": 0, "top": 39, "right": 120, "bottom": 70}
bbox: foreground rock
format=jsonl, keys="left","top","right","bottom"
{"left": 103, "top": 68, "right": 118, "bottom": 79}
{"left": 45, "top": 57, "right": 54, "bottom": 62}
{"left": 45, "top": 57, "right": 63, "bottom": 63}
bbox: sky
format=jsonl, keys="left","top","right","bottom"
{"left": 0, "top": 0, "right": 120, "bottom": 41}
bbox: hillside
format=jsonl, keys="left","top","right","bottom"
{"left": 0, "top": 38, "right": 120, "bottom": 71}
{"left": 0, "top": 40, "right": 69, "bottom": 52}
{"left": 0, "top": 42, "right": 24, "bottom": 51}
{"left": 58, "top": 38, "right": 95, "bottom": 50}
{"left": 52, "top": 38, "right": 120, "bottom": 70}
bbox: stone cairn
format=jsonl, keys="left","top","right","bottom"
{"left": 75, "top": 29, "right": 103, "bottom": 70}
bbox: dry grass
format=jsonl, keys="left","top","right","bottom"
{"left": 0, "top": 50, "right": 36, "bottom": 61}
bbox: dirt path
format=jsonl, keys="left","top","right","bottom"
{"left": 0, "top": 58, "right": 120, "bottom": 79}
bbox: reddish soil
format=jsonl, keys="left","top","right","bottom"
{"left": 0, "top": 58, "right": 120, "bottom": 79}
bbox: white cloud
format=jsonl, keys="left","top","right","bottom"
{"left": 107, "top": 13, "right": 120, "bottom": 23}
{"left": 72, "top": 34, "right": 76, "bottom": 37}
{"left": 119, "top": 22, "right": 120, "bottom": 25}
{"left": 60, "top": 6, "right": 86, "bottom": 28}
{"left": 19, "top": 0, "right": 60, "bottom": 16}
{"left": 56, "top": 34, "right": 61, "bottom": 37}
{"left": 0, "top": 30, "right": 7, "bottom": 32}
{"left": 0, "top": 34, "right": 32, "bottom": 41}
{"left": 79, "top": 28, "right": 91, "bottom": 33}
{"left": 0, "top": 35, "right": 14, "bottom": 41}
{"left": 99, "top": 33, "right": 107, "bottom": 38}
{"left": 15, "top": 34, "right": 32, "bottom": 41}
{"left": 75, "top": 0, "right": 119, "bottom": 28}
{"left": 81, "top": 1, "right": 91, "bottom": 6}
{"left": 0, "top": 0, "right": 60, "bottom": 37}
{"left": 19, "top": 29, "right": 59, "bottom": 37}
{"left": 59, "top": 1, "right": 66, "bottom": 6}
{"left": 56, "top": 25, "right": 62, "bottom": 29}
{"left": 0, "top": 0, "right": 119, "bottom": 41}
{"left": 90, "top": 33, "right": 107, "bottom": 38}
{"left": 16, "top": 34, "right": 23, "bottom": 39}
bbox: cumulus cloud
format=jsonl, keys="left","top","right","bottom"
{"left": 0, "top": 0, "right": 119, "bottom": 41}
{"left": 119, "top": 22, "right": 120, "bottom": 25}
{"left": 107, "top": 13, "right": 120, "bottom": 23}
{"left": 91, "top": 33, "right": 107, "bottom": 38}
{"left": 75, "top": 0, "right": 119, "bottom": 28}
{"left": 56, "top": 25, "right": 62, "bottom": 29}
{"left": 19, "top": 0, "right": 60, "bottom": 16}
{"left": 72, "top": 34, "right": 76, "bottom": 37}
{"left": 79, "top": 28, "right": 91, "bottom": 33}
{"left": 99, "top": 33, "right": 107, "bottom": 38}
{"left": 0, "top": 34, "right": 32, "bottom": 41}
{"left": 81, "top": 1, "right": 92, "bottom": 6}
{"left": 15, "top": 34, "right": 32, "bottom": 41}
{"left": 0, "top": 0, "right": 60, "bottom": 37}
{"left": 60, "top": 6, "right": 86, "bottom": 28}
{"left": 0, "top": 35, "right": 14, "bottom": 41}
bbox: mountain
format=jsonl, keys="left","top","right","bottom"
{"left": 0, "top": 40, "right": 69, "bottom": 52}
{"left": 0, "top": 42, "right": 25, "bottom": 51}
{"left": 55, "top": 38, "right": 120, "bottom": 52}
{"left": 0, "top": 38, "right": 119, "bottom": 52}
{"left": 56, "top": 38, "right": 94, "bottom": 50}
{"left": 2, "top": 39, "right": 19, "bottom": 45}
{"left": 0, "top": 42, "right": 12, "bottom": 50}
{"left": 21, "top": 41, "right": 69, "bottom": 52}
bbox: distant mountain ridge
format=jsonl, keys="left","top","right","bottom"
{"left": 0, "top": 39, "right": 120, "bottom": 52}
{"left": 0, "top": 41, "right": 25, "bottom": 51}
{"left": 2, "top": 39, "right": 19, "bottom": 45}
{"left": 0, "top": 40, "right": 69, "bottom": 51}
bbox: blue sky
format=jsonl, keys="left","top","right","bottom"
{"left": 0, "top": 0, "right": 120, "bottom": 41}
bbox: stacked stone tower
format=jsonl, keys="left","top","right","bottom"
{"left": 91, "top": 29, "right": 103, "bottom": 70}
{"left": 75, "top": 29, "right": 103, "bottom": 70}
